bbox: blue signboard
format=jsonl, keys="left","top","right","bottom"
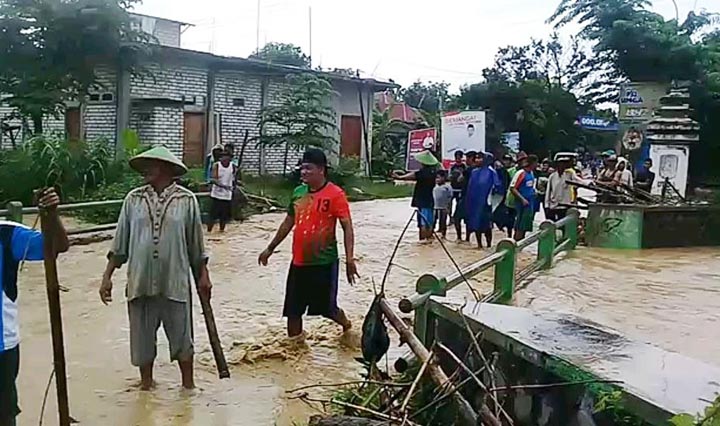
{"left": 577, "top": 116, "right": 619, "bottom": 132}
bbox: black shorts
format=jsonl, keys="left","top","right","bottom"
{"left": 210, "top": 198, "right": 232, "bottom": 223}
{"left": 0, "top": 346, "right": 20, "bottom": 422}
{"left": 283, "top": 261, "right": 339, "bottom": 319}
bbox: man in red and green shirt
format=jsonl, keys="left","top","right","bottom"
{"left": 258, "top": 149, "right": 358, "bottom": 338}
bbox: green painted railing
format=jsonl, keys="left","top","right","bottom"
{"left": 0, "top": 193, "right": 210, "bottom": 235}
{"left": 398, "top": 208, "right": 579, "bottom": 344}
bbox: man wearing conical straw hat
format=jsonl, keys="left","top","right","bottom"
{"left": 99, "top": 147, "right": 211, "bottom": 390}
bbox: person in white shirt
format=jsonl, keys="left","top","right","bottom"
{"left": 614, "top": 158, "right": 634, "bottom": 189}
{"left": 545, "top": 155, "right": 582, "bottom": 221}
{"left": 209, "top": 151, "right": 236, "bottom": 232}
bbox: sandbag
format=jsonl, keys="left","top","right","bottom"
{"left": 361, "top": 294, "right": 390, "bottom": 364}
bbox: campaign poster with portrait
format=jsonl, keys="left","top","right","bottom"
{"left": 406, "top": 128, "right": 437, "bottom": 171}
{"left": 441, "top": 111, "right": 485, "bottom": 168}
{"left": 649, "top": 144, "right": 689, "bottom": 197}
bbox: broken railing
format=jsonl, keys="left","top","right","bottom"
{"left": 398, "top": 208, "right": 580, "bottom": 344}
{"left": 0, "top": 193, "right": 210, "bottom": 235}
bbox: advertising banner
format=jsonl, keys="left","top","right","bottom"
{"left": 649, "top": 144, "right": 689, "bottom": 197}
{"left": 441, "top": 111, "right": 485, "bottom": 168}
{"left": 577, "top": 116, "right": 619, "bottom": 132}
{"left": 618, "top": 83, "right": 668, "bottom": 123}
{"left": 501, "top": 132, "right": 520, "bottom": 152}
{"left": 406, "top": 128, "right": 437, "bottom": 171}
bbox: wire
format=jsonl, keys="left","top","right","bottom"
{"left": 379, "top": 212, "right": 416, "bottom": 294}
{"left": 416, "top": 212, "right": 481, "bottom": 302}
{"left": 38, "top": 367, "right": 55, "bottom": 426}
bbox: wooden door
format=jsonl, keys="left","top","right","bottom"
{"left": 183, "top": 112, "right": 205, "bottom": 166}
{"left": 65, "top": 107, "right": 81, "bottom": 141}
{"left": 340, "top": 115, "right": 362, "bottom": 157}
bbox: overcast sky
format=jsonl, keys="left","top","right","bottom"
{"left": 135, "top": 0, "right": 709, "bottom": 91}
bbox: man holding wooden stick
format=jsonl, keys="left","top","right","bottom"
{"left": 100, "top": 147, "right": 212, "bottom": 390}
{"left": 1, "top": 188, "right": 68, "bottom": 426}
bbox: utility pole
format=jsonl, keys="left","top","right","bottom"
{"left": 308, "top": 6, "right": 313, "bottom": 68}
{"left": 256, "top": 0, "right": 261, "bottom": 52}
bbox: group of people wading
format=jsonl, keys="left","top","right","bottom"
{"left": 1, "top": 147, "right": 358, "bottom": 425}
{"left": 395, "top": 149, "right": 583, "bottom": 249}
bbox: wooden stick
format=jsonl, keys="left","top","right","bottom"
{"left": 39, "top": 208, "right": 71, "bottom": 426}
{"left": 196, "top": 288, "right": 230, "bottom": 379}
{"left": 287, "top": 380, "right": 411, "bottom": 394}
{"left": 400, "top": 348, "right": 434, "bottom": 414}
{"left": 458, "top": 308, "right": 501, "bottom": 419}
{"left": 437, "top": 343, "right": 510, "bottom": 426}
{"left": 378, "top": 298, "right": 480, "bottom": 426}
{"left": 488, "top": 379, "right": 623, "bottom": 393}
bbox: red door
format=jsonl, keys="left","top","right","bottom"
{"left": 183, "top": 112, "right": 205, "bottom": 166}
{"left": 65, "top": 107, "right": 81, "bottom": 141}
{"left": 340, "top": 115, "right": 362, "bottom": 157}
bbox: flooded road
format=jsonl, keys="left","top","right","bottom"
{"left": 15, "top": 197, "right": 720, "bottom": 425}
{"left": 16, "top": 198, "right": 505, "bottom": 426}
{"left": 514, "top": 247, "right": 720, "bottom": 367}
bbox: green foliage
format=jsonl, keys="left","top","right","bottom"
{"left": 670, "top": 394, "right": 720, "bottom": 426}
{"left": 593, "top": 390, "right": 647, "bottom": 426}
{"left": 400, "top": 81, "right": 451, "bottom": 113}
{"left": 371, "top": 107, "right": 411, "bottom": 176}
{"left": 0, "top": 134, "right": 117, "bottom": 204}
{"left": 329, "top": 156, "right": 361, "bottom": 188}
{"left": 249, "top": 42, "right": 311, "bottom": 68}
{"left": 257, "top": 73, "right": 338, "bottom": 175}
{"left": 0, "top": 0, "right": 151, "bottom": 133}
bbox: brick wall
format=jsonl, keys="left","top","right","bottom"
{"left": 214, "top": 71, "right": 263, "bottom": 173}
{"left": 131, "top": 64, "right": 207, "bottom": 103}
{"left": 262, "top": 78, "right": 303, "bottom": 174}
{"left": 85, "top": 67, "right": 117, "bottom": 143}
{"left": 129, "top": 106, "right": 183, "bottom": 155}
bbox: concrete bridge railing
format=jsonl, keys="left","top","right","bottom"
{"left": 0, "top": 193, "right": 210, "bottom": 235}
{"left": 398, "top": 208, "right": 579, "bottom": 344}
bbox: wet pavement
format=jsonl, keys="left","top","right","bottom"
{"left": 14, "top": 198, "right": 720, "bottom": 425}
{"left": 15, "top": 198, "right": 506, "bottom": 426}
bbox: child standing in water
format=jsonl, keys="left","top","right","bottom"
{"left": 433, "top": 170, "right": 453, "bottom": 238}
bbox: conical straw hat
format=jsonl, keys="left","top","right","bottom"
{"left": 413, "top": 150, "right": 440, "bottom": 167}
{"left": 129, "top": 146, "right": 188, "bottom": 177}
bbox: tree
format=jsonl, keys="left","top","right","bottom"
{"left": 549, "top": 0, "right": 720, "bottom": 177}
{"left": 371, "top": 106, "right": 411, "bottom": 176}
{"left": 483, "top": 34, "right": 595, "bottom": 103}
{"left": 249, "top": 42, "right": 311, "bottom": 68}
{"left": 0, "top": 0, "right": 150, "bottom": 134}
{"left": 257, "top": 73, "right": 337, "bottom": 175}
{"left": 399, "top": 81, "right": 452, "bottom": 113}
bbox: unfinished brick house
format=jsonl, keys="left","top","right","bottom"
{"left": 0, "top": 13, "right": 395, "bottom": 175}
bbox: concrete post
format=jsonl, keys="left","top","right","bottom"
{"left": 538, "top": 220, "right": 557, "bottom": 269}
{"left": 566, "top": 208, "right": 580, "bottom": 249}
{"left": 493, "top": 238, "right": 517, "bottom": 304}
{"left": 6, "top": 201, "right": 23, "bottom": 223}
{"left": 115, "top": 65, "right": 131, "bottom": 156}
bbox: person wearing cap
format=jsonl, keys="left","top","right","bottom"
{"left": 100, "top": 146, "right": 211, "bottom": 390}
{"left": 597, "top": 154, "right": 617, "bottom": 184}
{"left": 258, "top": 149, "right": 358, "bottom": 339}
{"left": 545, "top": 155, "right": 581, "bottom": 221}
{"left": 510, "top": 154, "right": 538, "bottom": 241}
{"left": 392, "top": 150, "right": 439, "bottom": 242}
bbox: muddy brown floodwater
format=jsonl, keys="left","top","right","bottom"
{"left": 16, "top": 198, "right": 506, "bottom": 426}
{"left": 16, "top": 198, "right": 720, "bottom": 425}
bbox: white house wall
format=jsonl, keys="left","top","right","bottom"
{"left": 213, "top": 71, "right": 264, "bottom": 172}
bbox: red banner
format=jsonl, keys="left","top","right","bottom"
{"left": 406, "top": 128, "right": 437, "bottom": 170}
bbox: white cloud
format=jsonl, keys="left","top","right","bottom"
{"left": 134, "top": 0, "right": 705, "bottom": 91}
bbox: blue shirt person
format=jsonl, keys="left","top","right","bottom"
{"left": 0, "top": 189, "right": 68, "bottom": 426}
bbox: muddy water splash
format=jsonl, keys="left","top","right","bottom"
{"left": 16, "top": 199, "right": 500, "bottom": 426}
